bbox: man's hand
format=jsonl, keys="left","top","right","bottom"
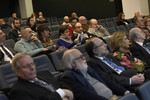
{"left": 131, "top": 74, "right": 145, "bottom": 85}
{"left": 62, "top": 89, "right": 73, "bottom": 100}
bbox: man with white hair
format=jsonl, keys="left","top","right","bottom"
{"left": 88, "top": 19, "right": 110, "bottom": 39}
{"left": 79, "top": 16, "right": 89, "bottom": 32}
{"left": 61, "top": 49, "right": 129, "bottom": 100}
{"left": 62, "top": 16, "right": 70, "bottom": 26}
{"left": 129, "top": 27, "right": 150, "bottom": 65}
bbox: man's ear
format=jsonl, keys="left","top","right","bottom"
{"left": 71, "top": 60, "right": 77, "bottom": 69}
{"left": 93, "top": 49, "right": 97, "bottom": 54}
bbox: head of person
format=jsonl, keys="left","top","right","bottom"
{"left": 135, "top": 11, "right": 140, "bottom": 17}
{"left": 144, "top": 16, "right": 150, "bottom": 27}
{"left": 0, "top": 29, "right": 6, "bottom": 43}
{"left": 12, "top": 13, "right": 17, "bottom": 18}
{"left": 62, "top": 49, "right": 87, "bottom": 72}
{"left": 117, "top": 12, "right": 125, "bottom": 21}
{"left": 0, "top": 18, "right": 5, "bottom": 26}
{"left": 12, "top": 53, "right": 36, "bottom": 80}
{"left": 37, "top": 24, "right": 50, "bottom": 42}
{"left": 26, "top": 17, "right": 35, "bottom": 27}
{"left": 38, "top": 12, "right": 43, "bottom": 16}
{"left": 129, "top": 28, "right": 146, "bottom": 43}
{"left": 73, "top": 22, "right": 83, "bottom": 34}
{"left": 111, "top": 31, "right": 129, "bottom": 52}
{"left": 71, "top": 12, "right": 78, "bottom": 19}
{"left": 85, "top": 37, "right": 109, "bottom": 57}
{"left": 64, "top": 16, "right": 69, "bottom": 23}
{"left": 89, "top": 19, "right": 99, "bottom": 29}
{"left": 31, "top": 12, "right": 37, "bottom": 18}
{"left": 21, "top": 26, "right": 34, "bottom": 41}
{"left": 134, "top": 16, "right": 145, "bottom": 28}
{"left": 69, "top": 17, "right": 78, "bottom": 26}
{"left": 12, "top": 18, "right": 20, "bottom": 30}
{"left": 79, "top": 16, "right": 87, "bottom": 25}
{"left": 59, "top": 25, "right": 69, "bottom": 38}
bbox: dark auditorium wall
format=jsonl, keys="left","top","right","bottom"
{"left": 0, "top": 0, "right": 20, "bottom": 18}
{"left": 32, "top": 0, "right": 122, "bottom": 19}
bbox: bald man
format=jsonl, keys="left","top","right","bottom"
{"left": 88, "top": 19, "right": 110, "bottom": 39}
{"left": 79, "top": 16, "right": 89, "bottom": 32}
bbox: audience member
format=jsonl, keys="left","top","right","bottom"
{"left": 88, "top": 19, "right": 110, "bottom": 39}
{"left": 10, "top": 53, "right": 73, "bottom": 100}
{"left": 8, "top": 13, "right": 17, "bottom": 24}
{"left": 85, "top": 37, "right": 145, "bottom": 91}
{"left": 37, "top": 24, "right": 58, "bottom": 51}
{"left": 68, "top": 17, "right": 78, "bottom": 36}
{"left": 144, "top": 16, "right": 150, "bottom": 33}
{"left": 26, "top": 17, "right": 37, "bottom": 32}
{"left": 72, "top": 22, "right": 91, "bottom": 45}
{"left": 62, "top": 16, "right": 70, "bottom": 26}
{"left": 79, "top": 16, "right": 89, "bottom": 32}
{"left": 57, "top": 25, "right": 78, "bottom": 49}
{"left": 7, "top": 18, "right": 21, "bottom": 42}
{"left": 14, "top": 26, "right": 48, "bottom": 56}
{"left": 129, "top": 27, "right": 150, "bottom": 65}
{"left": 37, "top": 16, "right": 48, "bottom": 24}
{"left": 134, "top": 16, "right": 150, "bottom": 37}
{"left": 71, "top": 12, "right": 78, "bottom": 19}
{"left": 61, "top": 49, "right": 130, "bottom": 100}
{"left": 111, "top": 31, "right": 150, "bottom": 79}
{"left": 0, "top": 29, "right": 16, "bottom": 65}
{"left": 31, "top": 12, "right": 37, "bottom": 22}
{"left": 0, "top": 18, "right": 11, "bottom": 30}
{"left": 116, "top": 12, "right": 129, "bottom": 26}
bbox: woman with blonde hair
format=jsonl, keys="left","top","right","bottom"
{"left": 110, "top": 31, "right": 149, "bottom": 74}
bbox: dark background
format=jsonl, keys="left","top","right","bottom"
{"left": 1, "top": 0, "right": 123, "bottom": 19}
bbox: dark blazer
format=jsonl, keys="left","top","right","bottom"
{"left": 61, "top": 67, "right": 127, "bottom": 100}
{"left": 130, "top": 41, "right": 150, "bottom": 65}
{"left": 0, "top": 40, "right": 16, "bottom": 65}
{"left": 7, "top": 29, "right": 20, "bottom": 42}
{"left": 87, "top": 54, "right": 137, "bottom": 87}
{"left": 10, "top": 71, "right": 65, "bottom": 100}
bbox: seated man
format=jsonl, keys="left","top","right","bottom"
{"left": 79, "top": 16, "right": 89, "bottom": 32}
{"left": 14, "top": 26, "right": 48, "bottom": 57}
{"left": 10, "top": 53, "right": 73, "bottom": 100}
{"left": 88, "top": 19, "right": 110, "bottom": 39}
{"left": 71, "top": 22, "right": 92, "bottom": 45}
{"left": 85, "top": 37, "right": 145, "bottom": 91}
{"left": 0, "top": 18, "right": 11, "bottom": 30}
{"left": 61, "top": 49, "right": 130, "bottom": 100}
{"left": 7, "top": 18, "right": 21, "bottom": 42}
{"left": 129, "top": 27, "right": 150, "bottom": 65}
{"left": 0, "top": 29, "right": 16, "bottom": 65}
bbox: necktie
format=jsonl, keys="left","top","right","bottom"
{"left": 0, "top": 44, "right": 13, "bottom": 59}
{"left": 103, "top": 57, "right": 125, "bottom": 71}
{"left": 34, "top": 78, "right": 55, "bottom": 92}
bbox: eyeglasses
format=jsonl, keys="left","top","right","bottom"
{"left": 73, "top": 55, "right": 84, "bottom": 60}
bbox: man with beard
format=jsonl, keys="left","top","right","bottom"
{"left": 85, "top": 37, "right": 145, "bottom": 91}
{"left": 8, "top": 18, "right": 21, "bottom": 42}
{"left": 61, "top": 49, "right": 130, "bottom": 100}
{"left": 14, "top": 26, "right": 48, "bottom": 56}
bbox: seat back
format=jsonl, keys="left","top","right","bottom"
{"left": 50, "top": 49, "right": 66, "bottom": 71}
{"left": 0, "top": 63, "right": 17, "bottom": 90}
{"left": 136, "top": 81, "right": 150, "bottom": 100}
{"left": 106, "top": 27, "right": 118, "bottom": 35}
{"left": 0, "top": 94, "right": 9, "bottom": 100}
{"left": 119, "top": 93, "right": 139, "bottom": 100}
{"left": 33, "top": 54, "right": 56, "bottom": 72}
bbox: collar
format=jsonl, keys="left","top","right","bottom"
{"left": 136, "top": 41, "right": 143, "bottom": 46}
{"left": 95, "top": 56, "right": 104, "bottom": 60}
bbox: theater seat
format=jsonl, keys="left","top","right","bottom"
{"left": 33, "top": 54, "right": 56, "bottom": 72}
{"left": 136, "top": 81, "right": 150, "bottom": 100}
{"left": 119, "top": 93, "right": 139, "bottom": 100}
{"left": 0, "top": 93, "right": 9, "bottom": 100}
